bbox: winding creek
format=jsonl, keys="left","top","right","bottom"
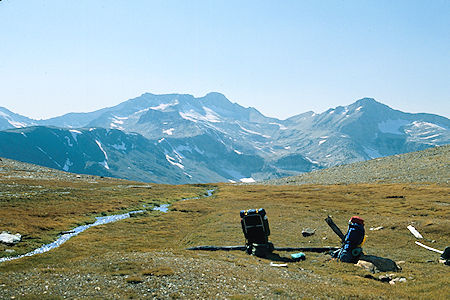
{"left": 0, "top": 188, "right": 215, "bottom": 263}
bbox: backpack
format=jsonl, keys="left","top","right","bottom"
{"left": 240, "top": 208, "right": 273, "bottom": 257}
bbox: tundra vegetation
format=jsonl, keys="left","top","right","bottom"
{"left": 0, "top": 157, "right": 449, "bottom": 299}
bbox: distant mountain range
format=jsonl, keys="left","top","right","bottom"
{"left": 0, "top": 92, "right": 449, "bottom": 184}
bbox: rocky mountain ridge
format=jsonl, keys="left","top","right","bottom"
{"left": 0, "top": 93, "right": 448, "bottom": 183}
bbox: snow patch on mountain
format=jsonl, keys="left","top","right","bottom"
{"left": 378, "top": 119, "right": 410, "bottom": 134}
{"left": 237, "top": 123, "right": 271, "bottom": 138}
{"left": 163, "top": 128, "right": 175, "bottom": 135}
{"left": 8, "top": 120, "right": 27, "bottom": 128}
{"left": 410, "top": 121, "right": 447, "bottom": 131}
{"left": 150, "top": 99, "right": 179, "bottom": 111}
{"left": 240, "top": 177, "right": 256, "bottom": 183}
{"left": 305, "top": 157, "right": 319, "bottom": 164}
{"left": 202, "top": 107, "right": 221, "bottom": 123}
{"left": 111, "top": 142, "right": 126, "bottom": 151}
{"left": 112, "top": 119, "right": 124, "bottom": 125}
{"left": 234, "top": 150, "right": 242, "bottom": 155}
{"left": 270, "top": 122, "right": 287, "bottom": 130}
{"left": 95, "top": 140, "right": 108, "bottom": 160}
{"left": 99, "top": 160, "right": 110, "bottom": 170}
{"left": 63, "top": 158, "right": 73, "bottom": 171}
{"left": 110, "top": 117, "right": 126, "bottom": 130}
{"left": 64, "top": 136, "right": 73, "bottom": 147}
{"left": 179, "top": 107, "right": 221, "bottom": 124}
{"left": 165, "top": 154, "right": 184, "bottom": 169}
{"left": 69, "top": 130, "right": 82, "bottom": 142}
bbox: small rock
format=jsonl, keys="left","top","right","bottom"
{"left": 302, "top": 228, "right": 315, "bottom": 237}
{"left": 270, "top": 262, "right": 288, "bottom": 267}
{"left": 369, "top": 226, "right": 384, "bottom": 231}
{"left": 0, "top": 231, "right": 21, "bottom": 245}
{"left": 396, "top": 261, "right": 406, "bottom": 265}
{"left": 4, "top": 249, "right": 15, "bottom": 253}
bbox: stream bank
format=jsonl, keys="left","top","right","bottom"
{"left": 0, "top": 188, "right": 216, "bottom": 263}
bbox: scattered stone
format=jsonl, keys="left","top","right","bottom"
{"left": 356, "top": 261, "right": 377, "bottom": 273}
{"left": 396, "top": 261, "right": 406, "bottom": 265}
{"left": 76, "top": 175, "right": 81, "bottom": 178}
{"left": 4, "top": 249, "right": 15, "bottom": 253}
{"left": 369, "top": 226, "right": 384, "bottom": 231}
{"left": 302, "top": 228, "right": 315, "bottom": 237}
{"left": 270, "top": 262, "right": 288, "bottom": 267}
{"left": 0, "top": 231, "right": 21, "bottom": 245}
{"left": 389, "top": 277, "right": 407, "bottom": 285}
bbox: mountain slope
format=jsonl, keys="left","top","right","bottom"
{"left": 0, "top": 126, "right": 276, "bottom": 184}
{"left": 0, "top": 107, "right": 36, "bottom": 130}
{"left": 264, "top": 145, "right": 450, "bottom": 185}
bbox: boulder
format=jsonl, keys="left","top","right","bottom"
{"left": 0, "top": 231, "right": 21, "bottom": 245}
{"left": 359, "top": 254, "right": 401, "bottom": 272}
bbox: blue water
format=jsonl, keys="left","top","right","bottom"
{"left": 1, "top": 188, "right": 215, "bottom": 263}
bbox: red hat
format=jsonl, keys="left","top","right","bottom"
{"left": 350, "top": 216, "right": 364, "bottom": 225}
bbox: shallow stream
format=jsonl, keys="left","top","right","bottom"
{"left": 0, "top": 188, "right": 215, "bottom": 263}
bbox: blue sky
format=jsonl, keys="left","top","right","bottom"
{"left": 1, "top": 0, "right": 449, "bottom": 119}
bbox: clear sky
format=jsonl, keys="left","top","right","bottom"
{"left": 1, "top": 0, "right": 449, "bottom": 120}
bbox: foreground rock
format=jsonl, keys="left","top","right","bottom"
{"left": 357, "top": 255, "right": 401, "bottom": 273}
{"left": 0, "top": 231, "right": 21, "bottom": 245}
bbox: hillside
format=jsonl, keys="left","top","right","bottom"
{"left": 264, "top": 145, "right": 450, "bottom": 185}
{"left": 0, "top": 157, "right": 449, "bottom": 299}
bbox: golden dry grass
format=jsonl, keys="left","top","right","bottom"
{"left": 1, "top": 178, "right": 449, "bottom": 298}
